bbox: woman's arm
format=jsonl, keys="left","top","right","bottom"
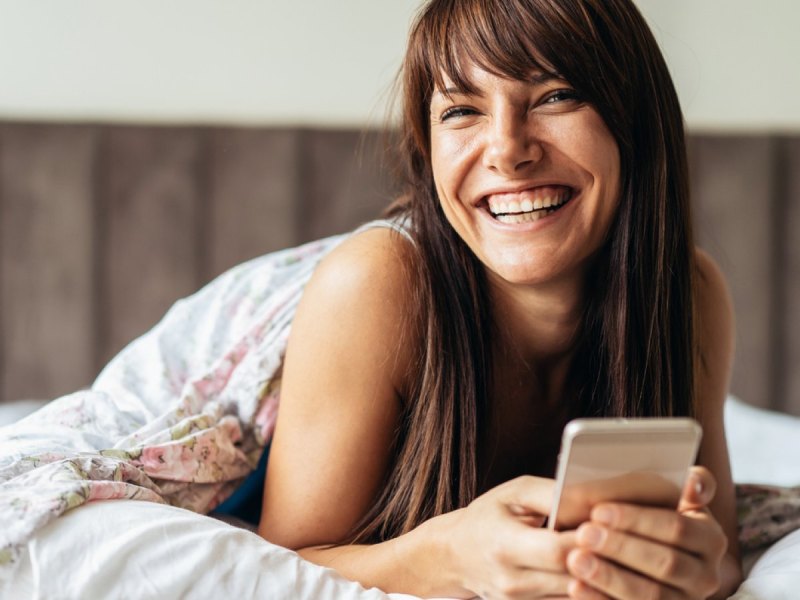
{"left": 258, "top": 229, "right": 412, "bottom": 550}
{"left": 691, "top": 248, "right": 742, "bottom": 597}
{"left": 257, "top": 228, "right": 575, "bottom": 598}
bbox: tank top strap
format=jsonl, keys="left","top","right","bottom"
{"left": 353, "top": 216, "right": 414, "bottom": 245}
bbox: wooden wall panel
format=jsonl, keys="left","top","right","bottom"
{"left": 0, "top": 124, "right": 797, "bottom": 415}
{"left": 97, "top": 127, "right": 203, "bottom": 365}
{"left": 0, "top": 124, "right": 96, "bottom": 401}
{"left": 783, "top": 138, "right": 800, "bottom": 414}
{"left": 207, "top": 129, "right": 301, "bottom": 280}
{"left": 301, "top": 130, "right": 398, "bottom": 242}
{"left": 689, "top": 136, "right": 776, "bottom": 410}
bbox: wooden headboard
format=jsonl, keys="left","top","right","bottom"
{"left": 1, "top": 123, "right": 798, "bottom": 415}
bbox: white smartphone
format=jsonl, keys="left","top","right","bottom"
{"left": 548, "top": 417, "right": 702, "bottom": 530}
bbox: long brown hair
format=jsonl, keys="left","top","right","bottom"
{"left": 348, "top": 0, "right": 695, "bottom": 543}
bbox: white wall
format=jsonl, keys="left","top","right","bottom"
{"left": 0, "top": 0, "right": 420, "bottom": 127}
{"left": 0, "top": 0, "right": 798, "bottom": 131}
{"left": 635, "top": 0, "right": 800, "bottom": 132}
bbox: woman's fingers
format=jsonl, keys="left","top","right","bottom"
{"left": 494, "top": 475, "right": 557, "bottom": 516}
{"left": 559, "top": 469, "right": 725, "bottom": 599}
{"left": 678, "top": 466, "right": 717, "bottom": 512}
{"left": 587, "top": 502, "right": 727, "bottom": 558}
{"left": 567, "top": 504, "right": 726, "bottom": 599}
{"left": 486, "top": 568, "right": 574, "bottom": 598}
{"left": 452, "top": 479, "right": 581, "bottom": 598}
{"left": 567, "top": 550, "right": 684, "bottom": 600}
{"left": 573, "top": 522, "right": 713, "bottom": 591}
{"left": 487, "top": 516, "right": 576, "bottom": 573}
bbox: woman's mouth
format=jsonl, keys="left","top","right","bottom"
{"left": 483, "top": 186, "right": 575, "bottom": 224}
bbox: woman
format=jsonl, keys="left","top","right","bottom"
{"left": 258, "top": 0, "right": 742, "bottom": 598}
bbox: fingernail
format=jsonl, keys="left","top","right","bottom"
{"left": 579, "top": 525, "right": 604, "bottom": 549}
{"left": 692, "top": 474, "right": 704, "bottom": 497}
{"left": 571, "top": 552, "right": 597, "bottom": 578}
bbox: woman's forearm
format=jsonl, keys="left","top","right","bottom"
{"left": 296, "top": 514, "right": 469, "bottom": 598}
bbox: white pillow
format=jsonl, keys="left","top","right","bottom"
{"left": 730, "top": 528, "right": 800, "bottom": 599}
{"left": 724, "top": 396, "right": 800, "bottom": 486}
{"left": 7, "top": 500, "right": 399, "bottom": 600}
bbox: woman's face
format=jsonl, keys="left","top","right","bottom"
{"left": 429, "top": 62, "right": 621, "bottom": 290}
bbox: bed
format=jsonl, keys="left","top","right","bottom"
{"left": 1, "top": 395, "right": 798, "bottom": 599}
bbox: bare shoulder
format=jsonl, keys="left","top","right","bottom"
{"left": 287, "top": 223, "right": 420, "bottom": 413}
{"left": 694, "top": 249, "right": 732, "bottom": 311}
{"left": 309, "top": 226, "right": 416, "bottom": 312}
{"left": 299, "top": 226, "right": 418, "bottom": 379}
{"left": 692, "top": 248, "right": 735, "bottom": 411}
{"left": 693, "top": 249, "right": 735, "bottom": 355}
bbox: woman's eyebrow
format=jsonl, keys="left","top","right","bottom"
{"left": 531, "top": 71, "right": 564, "bottom": 84}
{"left": 432, "top": 85, "right": 482, "bottom": 100}
{"left": 438, "top": 84, "right": 475, "bottom": 95}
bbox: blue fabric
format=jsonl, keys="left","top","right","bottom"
{"left": 214, "top": 444, "right": 270, "bottom": 525}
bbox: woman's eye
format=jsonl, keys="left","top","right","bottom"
{"left": 542, "top": 89, "right": 582, "bottom": 104}
{"left": 440, "top": 106, "right": 477, "bottom": 121}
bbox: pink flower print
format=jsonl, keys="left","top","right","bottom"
{"left": 255, "top": 389, "right": 280, "bottom": 444}
{"left": 191, "top": 340, "right": 250, "bottom": 400}
{"left": 137, "top": 444, "right": 198, "bottom": 481}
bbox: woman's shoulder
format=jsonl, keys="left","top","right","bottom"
{"left": 692, "top": 248, "right": 735, "bottom": 410}
{"left": 309, "top": 224, "right": 417, "bottom": 311}
{"left": 693, "top": 248, "right": 734, "bottom": 335}
{"left": 289, "top": 224, "right": 419, "bottom": 390}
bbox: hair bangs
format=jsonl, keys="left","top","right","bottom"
{"left": 421, "top": 0, "right": 561, "bottom": 99}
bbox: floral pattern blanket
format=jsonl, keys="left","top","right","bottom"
{"left": 0, "top": 220, "right": 798, "bottom": 585}
{"left": 737, "top": 484, "right": 800, "bottom": 552}
{"left": 0, "top": 231, "right": 347, "bottom": 583}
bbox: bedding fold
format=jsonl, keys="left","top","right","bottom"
{"left": 0, "top": 232, "right": 346, "bottom": 583}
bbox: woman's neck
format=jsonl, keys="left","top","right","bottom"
{"left": 488, "top": 271, "right": 586, "bottom": 367}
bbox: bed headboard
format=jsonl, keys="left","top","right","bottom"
{"left": 1, "top": 123, "right": 797, "bottom": 415}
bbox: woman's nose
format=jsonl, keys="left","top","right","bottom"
{"left": 482, "top": 113, "right": 543, "bottom": 175}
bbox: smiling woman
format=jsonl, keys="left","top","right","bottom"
{"left": 428, "top": 66, "right": 621, "bottom": 287}
{"left": 0, "top": 0, "right": 745, "bottom": 599}
{"left": 257, "top": 0, "right": 740, "bottom": 598}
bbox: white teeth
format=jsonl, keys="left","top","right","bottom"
{"left": 496, "top": 210, "right": 545, "bottom": 224}
{"left": 487, "top": 188, "right": 573, "bottom": 217}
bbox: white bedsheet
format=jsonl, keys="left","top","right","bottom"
{"left": 9, "top": 498, "right": 800, "bottom": 600}
{"left": 3, "top": 396, "right": 800, "bottom": 599}
{"left": 9, "top": 500, "right": 425, "bottom": 600}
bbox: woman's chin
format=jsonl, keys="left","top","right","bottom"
{"left": 480, "top": 251, "right": 588, "bottom": 291}
{"left": 484, "top": 263, "right": 564, "bottom": 288}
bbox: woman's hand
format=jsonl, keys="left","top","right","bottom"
{"left": 439, "top": 475, "right": 577, "bottom": 599}
{"left": 565, "top": 466, "right": 728, "bottom": 600}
